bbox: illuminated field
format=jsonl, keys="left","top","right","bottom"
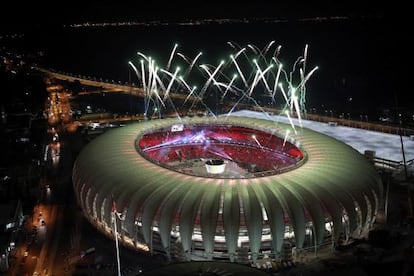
{"left": 138, "top": 124, "right": 304, "bottom": 178}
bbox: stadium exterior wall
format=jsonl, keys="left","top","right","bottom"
{"left": 72, "top": 116, "right": 383, "bottom": 262}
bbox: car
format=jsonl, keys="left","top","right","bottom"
{"left": 80, "top": 247, "right": 95, "bottom": 258}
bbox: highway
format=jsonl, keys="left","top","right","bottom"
{"left": 8, "top": 79, "right": 85, "bottom": 276}
{"left": 35, "top": 67, "right": 198, "bottom": 102}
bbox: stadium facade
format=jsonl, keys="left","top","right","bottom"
{"left": 72, "top": 116, "right": 383, "bottom": 262}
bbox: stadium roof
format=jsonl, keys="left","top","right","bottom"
{"left": 73, "top": 115, "right": 382, "bottom": 260}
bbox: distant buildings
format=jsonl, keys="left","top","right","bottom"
{"left": 0, "top": 200, "right": 24, "bottom": 272}
{"left": 0, "top": 46, "right": 48, "bottom": 272}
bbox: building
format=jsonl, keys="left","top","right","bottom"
{"left": 72, "top": 116, "right": 383, "bottom": 262}
{"left": 0, "top": 200, "right": 24, "bottom": 272}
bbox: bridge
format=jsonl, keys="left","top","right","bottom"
{"left": 35, "top": 67, "right": 199, "bottom": 102}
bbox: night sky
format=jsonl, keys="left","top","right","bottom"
{"left": 1, "top": 1, "right": 391, "bottom": 26}
{"left": 1, "top": 1, "right": 411, "bottom": 113}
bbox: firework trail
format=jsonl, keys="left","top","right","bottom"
{"left": 129, "top": 41, "right": 317, "bottom": 139}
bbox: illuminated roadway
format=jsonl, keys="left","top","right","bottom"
{"left": 35, "top": 67, "right": 199, "bottom": 102}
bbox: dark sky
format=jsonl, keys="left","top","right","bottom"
{"left": 1, "top": 1, "right": 390, "bottom": 28}
{"left": 1, "top": 1, "right": 411, "bottom": 112}
{"left": 55, "top": 2, "right": 385, "bottom": 20}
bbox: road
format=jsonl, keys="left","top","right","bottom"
{"left": 7, "top": 80, "right": 83, "bottom": 275}
{"left": 36, "top": 67, "right": 198, "bottom": 102}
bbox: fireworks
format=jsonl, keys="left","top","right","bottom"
{"left": 128, "top": 41, "right": 318, "bottom": 130}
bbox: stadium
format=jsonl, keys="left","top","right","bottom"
{"left": 72, "top": 115, "right": 383, "bottom": 262}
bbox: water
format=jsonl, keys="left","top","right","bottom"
{"left": 22, "top": 18, "right": 412, "bottom": 122}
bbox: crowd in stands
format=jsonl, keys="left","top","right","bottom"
{"left": 138, "top": 125, "right": 304, "bottom": 173}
